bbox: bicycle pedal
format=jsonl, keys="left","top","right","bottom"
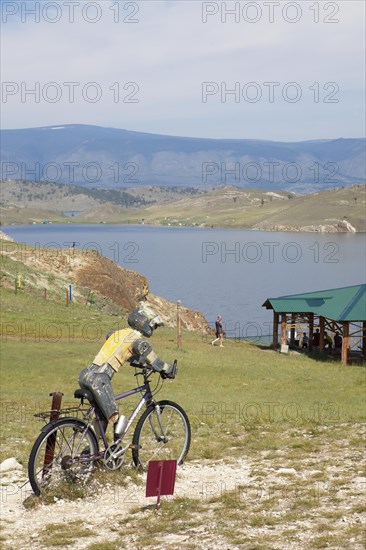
{"left": 129, "top": 444, "right": 141, "bottom": 450}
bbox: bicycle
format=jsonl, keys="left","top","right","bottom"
{"left": 28, "top": 360, "right": 191, "bottom": 497}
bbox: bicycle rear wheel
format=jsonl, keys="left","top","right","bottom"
{"left": 132, "top": 400, "right": 191, "bottom": 469}
{"left": 28, "top": 417, "right": 99, "bottom": 497}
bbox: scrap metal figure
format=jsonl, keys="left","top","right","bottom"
{"left": 78, "top": 304, "right": 174, "bottom": 435}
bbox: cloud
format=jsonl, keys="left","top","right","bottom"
{"left": 1, "top": 0, "right": 365, "bottom": 140}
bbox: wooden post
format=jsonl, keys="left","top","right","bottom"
{"left": 342, "top": 322, "right": 349, "bottom": 365}
{"left": 177, "top": 300, "right": 182, "bottom": 350}
{"left": 281, "top": 314, "right": 287, "bottom": 346}
{"left": 308, "top": 313, "right": 314, "bottom": 351}
{"left": 319, "top": 316, "right": 325, "bottom": 352}
{"left": 290, "top": 314, "right": 296, "bottom": 344}
{"left": 273, "top": 312, "right": 279, "bottom": 348}
{"left": 178, "top": 314, "right": 182, "bottom": 350}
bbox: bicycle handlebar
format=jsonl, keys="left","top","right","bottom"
{"left": 130, "top": 359, "right": 178, "bottom": 379}
{"left": 130, "top": 360, "right": 149, "bottom": 369}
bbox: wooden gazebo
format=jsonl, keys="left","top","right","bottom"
{"left": 262, "top": 284, "right": 366, "bottom": 365}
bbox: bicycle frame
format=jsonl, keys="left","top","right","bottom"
{"left": 87, "top": 377, "right": 154, "bottom": 451}
{"left": 29, "top": 362, "right": 187, "bottom": 496}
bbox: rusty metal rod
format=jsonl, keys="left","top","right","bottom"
{"left": 42, "top": 392, "right": 64, "bottom": 479}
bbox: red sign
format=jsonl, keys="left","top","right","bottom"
{"left": 146, "top": 460, "right": 177, "bottom": 508}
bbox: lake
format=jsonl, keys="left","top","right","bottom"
{"left": 2, "top": 224, "right": 365, "bottom": 341}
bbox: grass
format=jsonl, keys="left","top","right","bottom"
{"left": 138, "top": 184, "right": 366, "bottom": 231}
{"left": 1, "top": 281, "right": 365, "bottom": 465}
{"left": 112, "top": 498, "right": 206, "bottom": 548}
{"left": 1, "top": 264, "right": 366, "bottom": 549}
{"left": 1, "top": 183, "right": 365, "bottom": 231}
{"left": 86, "top": 543, "right": 122, "bottom": 550}
{"left": 38, "top": 521, "right": 95, "bottom": 547}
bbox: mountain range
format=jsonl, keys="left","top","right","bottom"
{"left": 1, "top": 125, "right": 365, "bottom": 193}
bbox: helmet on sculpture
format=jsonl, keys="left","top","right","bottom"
{"left": 128, "top": 304, "right": 164, "bottom": 337}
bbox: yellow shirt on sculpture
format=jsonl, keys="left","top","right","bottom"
{"left": 93, "top": 328, "right": 141, "bottom": 372}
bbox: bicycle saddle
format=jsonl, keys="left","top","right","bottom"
{"left": 74, "top": 388, "right": 93, "bottom": 402}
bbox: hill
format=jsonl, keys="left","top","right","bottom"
{"left": 1, "top": 124, "right": 365, "bottom": 192}
{"left": 0, "top": 234, "right": 207, "bottom": 331}
{"left": 135, "top": 184, "right": 366, "bottom": 232}
{"left": 1, "top": 180, "right": 365, "bottom": 232}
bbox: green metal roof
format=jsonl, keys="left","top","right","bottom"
{"left": 262, "top": 284, "right": 366, "bottom": 322}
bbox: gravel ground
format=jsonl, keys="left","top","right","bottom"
{"left": 1, "top": 425, "right": 365, "bottom": 549}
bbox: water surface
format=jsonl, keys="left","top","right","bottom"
{"left": 3, "top": 224, "right": 365, "bottom": 340}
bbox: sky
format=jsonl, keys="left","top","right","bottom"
{"left": 1, "top": 0, "right": 365, "bottom": 141}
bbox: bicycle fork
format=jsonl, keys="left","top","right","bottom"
{"left": 109, "top": 402, "right": 166, "bottom": 463}
{"left": 151, "top": 404, "right": 168, "bottom": 443}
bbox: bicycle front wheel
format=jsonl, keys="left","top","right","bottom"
{"left": 132, "top": 400, "right": 191, "bottom": 469}
{"left": 28, "top": 417, "right": 99, "bottom": 497}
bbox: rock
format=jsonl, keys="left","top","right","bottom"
{"left": 0, "top": 231, "right": 15, "bottom": 242}
{"left": 277, "top": 467, "right": 297, "bottom": 475}
{"left": 353, "top": 476, "right": 366, "bottom": 485}
{"left": 0, "top": 458, "right": 23, "bottom": 472}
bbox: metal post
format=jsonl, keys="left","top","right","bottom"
{"left": 156, "top": 462, "right": 163, "bottom": 511}
{"left": 49, "top": 392, "right": 64, "bottom": 421}
{"left": 43, "top": 392, "right": 64, "bottom": 478}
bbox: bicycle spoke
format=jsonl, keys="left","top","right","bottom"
{"left": 28, "top": 419, "right": 98, "bottom": 497}
{"left": 132, "top": 401, "right": 191, "bottom": 468}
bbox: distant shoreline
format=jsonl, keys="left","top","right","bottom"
{"left": 1, "top": 181, "right": 364, "bottom": 232}
{"left": 1, "top": 220, "right": 364, "bottom": 234}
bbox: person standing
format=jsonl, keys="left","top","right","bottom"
{"left": 312, "top": 328, "right": 320, "bottom": 351}
{"left": 324, "top": 332, "right": 333, "bottom": 350}
{"left": 334, "top": 332, "right": 342, "bottom": 350}
{"left": 301, "top": 333, "right": 309, "bottom": 350}
{"left": 211, "top": 315, "right": 224, "bottom": 347}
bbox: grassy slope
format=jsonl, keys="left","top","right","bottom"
{"left": 48, "top": 184, "right": 366, "bottom": 231}
{"left": 1, "top": 183, "right": 365, "bottom": 230}
{"left": 1, "top": 282, "right": 365, "bottom": 465}
{"left": 134, "top": 184, "right": 366, "bottom": 229}
{"left": 0, "top": 206, "right": 68, "bottom": 225}
{"left": 1, "top": 251, "right": 365, "bottom": 549}
{"left": 255, "top": 185, "right": 366, "bottom": 230}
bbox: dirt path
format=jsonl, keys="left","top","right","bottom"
{"left": 1, "top": 443, "right": 365, "bottom": 550}
{"left": 1, "top": 459, "right": 250, "bottom": 549}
